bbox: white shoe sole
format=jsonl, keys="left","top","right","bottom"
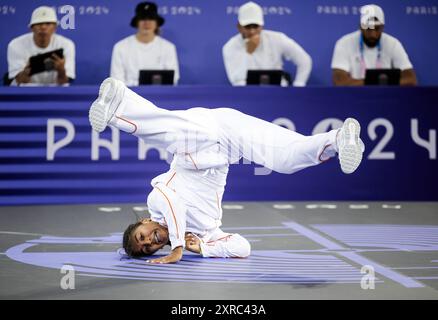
{"left": 339, "top": 118, "right": 363, "bottom": 174}
{"left": 89, "top": 78, "right": 123, "bottom": 132}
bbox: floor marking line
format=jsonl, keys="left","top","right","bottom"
{"left": 98, "top": 207, "right": 121, "bottom": 212}
{"left": 0, "top": 231, "right": 45, "bottom": 236}
{"left": 222, "top": 226, "right": 289, "bottom": 231}
{"left": 349, "top": 204, "right": 369, "bottom": 209}
{"left": 222, "top": 205, "right": 244, "bottom": 210}
{"left": 393, "top": 267, "right": 438, "bottom": 270}
{"left": 242, "top": 233, "right": 300, "bottom": 238}
{"left": 283, "top": 222, "right": 344, "bottom": 250}
{"left": 282, "top": 221, "right": 425, "bottom": 288}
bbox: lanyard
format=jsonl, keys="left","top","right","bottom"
{"left": 359, "top": 35, "right": 382, "bottom": 78}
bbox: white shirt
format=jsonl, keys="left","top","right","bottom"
{"left": 110, "top": 35, "right": 180, "bottom": 86}
{"left": 222, "top": 30, "right": 312, "bottom": 87}
{"left": 7, "top": 32, "right": 76, "bottom": 85}
{"left": 331, "top": 30, "right": 413, "bottom": 79}
{"left": 147, "top": 144, "right": 251, "bottom": 258}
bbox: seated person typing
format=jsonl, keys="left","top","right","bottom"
{"left": 331, "top": 4, "right": 417, "bottom": 86}
{"left": 110, "top": 2, "right": 180, "bottom": 86}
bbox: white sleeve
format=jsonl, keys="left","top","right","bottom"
{"left": 147, "top": 184, "right": 186, "bottom": 250}
{"left": 110, "top": 44, "right": 126, "bottom": 83}
{"left": 331, "top": 38, "right": 351, "bottom": 72}
{"left": 279, "top": 33, "right": 312, "bottom": 87}
{"left": 165, "top": 44, "right": 180, "bottom": 84}
{"left": 222, "top": 38, "right": 248, "bottom": 86}
{"left": 200, "top": 232, "right": 251, "bottom": 258}
{"left": 391, "top": 39, "right": 413, "bottom": 71}
{"left": 64, "top": 39, "right": 76, "bottom": 79}
{"left": 7, "top": 40, "right": 27, "bottom": 79}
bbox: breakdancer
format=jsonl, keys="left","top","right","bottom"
{"left": 89, "top": 78, "right": 364, "bottom": 264}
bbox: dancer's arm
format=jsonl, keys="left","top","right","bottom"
{"left": 146, "top": 185, "right": 187, "bottom": 264}
{"left": 186, "top": 232, "right": 251, "bottom": 258}
{"left": 147, "top": 246, "right": 183, "bottom": 264}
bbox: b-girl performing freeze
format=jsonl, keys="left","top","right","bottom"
{"left": 89, "top": 78, "right": 365, "bottom": 264}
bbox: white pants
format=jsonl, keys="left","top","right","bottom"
{"left": 108, "top": 86, "right": 339, "bottom": 174}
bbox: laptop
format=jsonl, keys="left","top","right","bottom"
{"left": 365, "top": 69, "right": 401, "bottom": 86}
{"left": 246, "top": 70, "right": 285, "bottom": 85}
{"left": 139, "top": 70, "right": 175, "bottom": 85}
{"left": 29, "top": 49, "right": 64, "bottom": 76}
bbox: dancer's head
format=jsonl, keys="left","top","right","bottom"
{"left": 123, "top": 218, "right": 169, "bottom": 257}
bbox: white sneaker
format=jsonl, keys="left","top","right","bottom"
{"left": 336, "top": 118, "right": 364, "bottom": 174}
{"left": 89, "top": 77, "right": 125, "bottom": 132}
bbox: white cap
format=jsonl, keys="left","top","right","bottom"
{"left": 238, "top": 1, "right": 264, "bottom": 27}
{"left": 29, "top": 6, "right": 58, "bottom": 27}
{"left": 360, "top": 4, "right": 385, "bottom": 28}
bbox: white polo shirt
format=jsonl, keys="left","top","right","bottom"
{"left": 222, "top": 29, "right": 312, "bottom": 87}
{"left": 7, "top": 32, "right": 76, "bottom": 85}
{"left": 110, "top": 35, "right": 180, "bottom": 86}
{"left": 331, "top": 30, "right": 413, "bottom": 79}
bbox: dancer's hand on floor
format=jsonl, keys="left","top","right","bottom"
{"left": 147, "top": 246, "right": 183, "bottom": 264}
{"left": 185, "top": 233, "right": 201, "bottom": 254}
